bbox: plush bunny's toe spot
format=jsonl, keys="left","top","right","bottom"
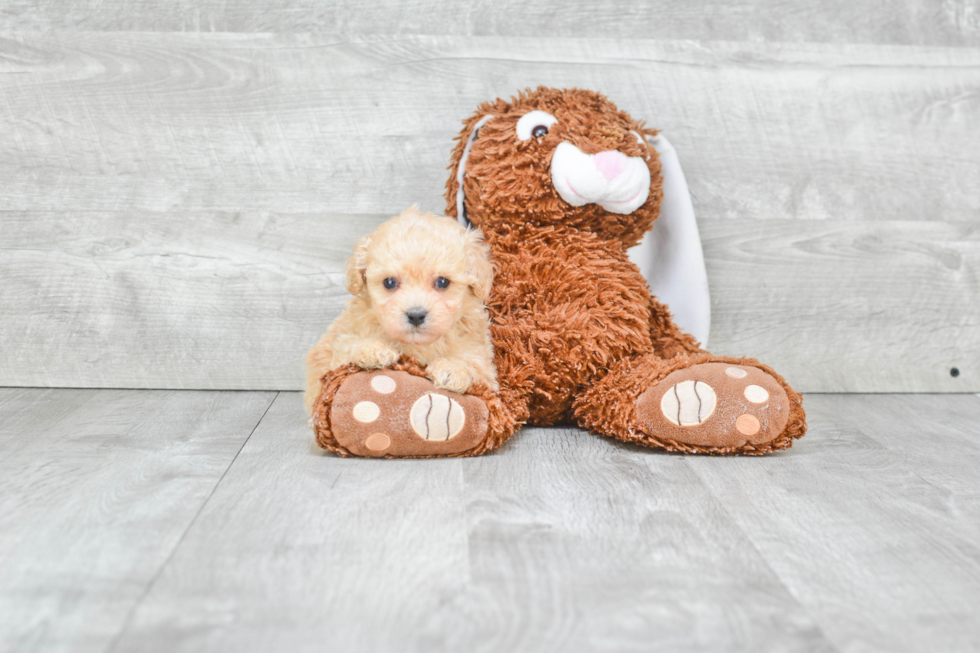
{"left": 371, "top": 374, "right": 397, "bottom": 394}
{"left": 744, "top": 385, "right": 769, "bottom": 403}
{"left": 410, "top": 393, "right": 465, "bottom": 441}
{"left": 365, "top": 433, "right": 391, "bottom": 452}
{"left": 659, "top": 380, "right": 716, "bottom": 426}
{"left": 330, "top": 370, "right": 489, "bottom": 457}
{"left": 726, "top": 367, "right": 748, "bottom": 379}
{"left": 636, "top": 362, "right": 790, "bottom": 449}
{"left": 352, "top": 401, "right": 380, "bottom": 423}
{"left": 736, "top": 414, "right": 761, "bottom": 436}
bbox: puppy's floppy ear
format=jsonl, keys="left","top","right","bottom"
{"left": 345, "top": 235, "right": 370, "bottom": 296}
{"left": 462, "top": 228, "right": 493, "bottom": 301}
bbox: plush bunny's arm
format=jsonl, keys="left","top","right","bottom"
{"left": 628, "top": 134, "right": 711, "bottom": 349}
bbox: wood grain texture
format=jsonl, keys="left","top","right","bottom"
{"left": 690, "top": 393, "right": 980, "bottom": 652}
{"left": 0, "top": 210, "right": 381, "bottom": 390}
{"left": 704, "top": 219, "right": 980, "bottom": 393}
{"left": 2, "top": 212, "right": 976, "bottom": 392}
{"left": 111, "top": 391, "right": 475, "bottom": 653}
{"left": 1, "top": 0, "right": 979, "bottom": 47}
{"left": 0, "top": 35, "right": 977, "bottom": 222}
{"left": 111, "top": 391, "right": 835, "bottom": 653}
{"left": 1, "top": 33, "right": 978, "bottom": 392}
{"left": 4, "top": 390, "right": 980, "bottom": 650}
{"left": 0, "top": 387, "right": 276, "bottom": 653}
{"left": 93, "top": 391, "right": 980, "bottom": 652}
{"left": 450, "top": 427, "right": 834, "bottom": 652}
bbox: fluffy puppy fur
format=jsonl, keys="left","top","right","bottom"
{"left": 304, "top": 207, "right": 497, "bottom": 414}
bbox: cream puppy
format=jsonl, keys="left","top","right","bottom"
{"left": 304, "top": 207, "right": 497, "bottom": 414}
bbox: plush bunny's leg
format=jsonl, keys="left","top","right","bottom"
{"left": 311, "top": 359, "right": 526, "bottom": 458}
{"left": 573, "top": 353, "right": 806, "bottom": 455}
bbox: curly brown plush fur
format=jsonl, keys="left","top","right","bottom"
{"left": 311, "top": 86, "right": 806, "bottom": 457}
{"left": 447, "top": 88, "right": 663, "bottom": 248}
{"left": 443, "top": 86, "right": 806, "bottom": 454}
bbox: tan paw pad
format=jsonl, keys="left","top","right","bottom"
{"left": 410, "top": 393, "right": 465, "bottom": 441}
{"left": 660, "top": 380, "right": 717, "bottom": 426}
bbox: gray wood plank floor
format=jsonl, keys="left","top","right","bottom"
{"left": 3, "top": 389, "right": 979, "bottom": 652}
{"left": 0, "top": 388, "right": 277, "bottom": 653}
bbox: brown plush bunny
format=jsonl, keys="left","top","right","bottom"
{"left": 311, "top": 87, "right": 806, "bottom": 457}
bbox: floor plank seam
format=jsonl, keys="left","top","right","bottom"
{"left": 679, "top": 457, "right": 845, "bottom": 653}
{"left": 101, "top": 391, "right": 280, "bottom": 653}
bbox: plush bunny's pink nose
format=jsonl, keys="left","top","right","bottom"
{"left": 593, "top": 150, "right": 629, "bottom": 181}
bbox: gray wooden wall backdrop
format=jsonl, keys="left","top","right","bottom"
{"left": 1, "top": 2, "right": 978, "bottom": 393}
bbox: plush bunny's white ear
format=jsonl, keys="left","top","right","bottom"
{"left": 456, "top": 115, "right": 494, "bottom": 228}
{"left": 628, "top": 134, "right": 711, "bottom": 348}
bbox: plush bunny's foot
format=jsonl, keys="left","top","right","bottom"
{"left": 636, "top": 362, "right": 791, "bottom": 451}
{"left": 313, "top": 368, "right": 492, "bottom": 458}
{"left": 574, "top": 353, "right": 806, "bottom": 455}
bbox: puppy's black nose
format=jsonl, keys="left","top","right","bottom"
{"left": 406, "top": 307, "right": 428, "bottom": 327}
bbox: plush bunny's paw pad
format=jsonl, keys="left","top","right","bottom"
{"left": 329, "top": 370, "right": 489, "bottom": 457}
{"left": 636, "top": 363, "right": 790, "bottom": 449}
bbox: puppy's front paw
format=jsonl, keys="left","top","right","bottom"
{"left": 351, "top": 339, "right": 400, "bottom": 369}
{"left": 425, "top": 358, "right": 474, "bottom": 394}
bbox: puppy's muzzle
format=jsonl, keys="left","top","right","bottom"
{"left": 405, "top": 307, "right": 428, "bottom": 327}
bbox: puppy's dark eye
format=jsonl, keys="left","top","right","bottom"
{"left": 434, "top": 277, "right": 450, "bottom": 290}
{"left": 383, "top": 277, "right": 398, "bottom": 290}
{"left": 531, "top": 125, "right": 549, "bottom": 138}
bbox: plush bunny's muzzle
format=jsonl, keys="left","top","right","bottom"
{"left": 550, "top": 142, "right": 651, "bottom": 215}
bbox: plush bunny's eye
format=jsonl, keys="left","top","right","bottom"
{"left": 516, "top": 110, "right": 558, "bottom": 141}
